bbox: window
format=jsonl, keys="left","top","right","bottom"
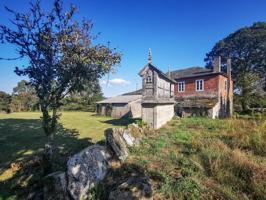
{"left": 225, "top": 80, "right": 227, "bottom": 90}
{"left": 195, "top": 79, "right": 204, "bottom": 91}
{"left": 178, "top": 81, "right": 185, "bottom": 92}
{"left": 146, "top": 75, "right": 152, "bottom": 83}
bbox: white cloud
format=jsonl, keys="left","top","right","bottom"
{"left": 101, "top": 78, "right": 131, "bottom": 87}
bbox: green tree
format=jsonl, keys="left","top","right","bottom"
{"left": 0, "top": 0, "right": 121, "bottom": 173}
{"left": 205, "top": 22, "right": 266, "bottom": 111}
{"left": 11, "top": 80, "right": 38, "bottom": 112}
{"left": 0, "top": 91, "right": 11, "bottom": 113}
{"left": 62, "top": 80, "right": 104, "bottom": 111}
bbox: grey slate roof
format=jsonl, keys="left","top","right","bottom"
{"left": 97, "top": 95, "right": 141, "bottom": 104}
{"left": 122, "top": 89, "right": 143, "bottom": 96}
{"left": 170, "top": 66, "right": 213, "bottom": 79}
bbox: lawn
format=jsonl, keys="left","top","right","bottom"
{"left": 0, "top": 111, "right": 133, "bottom": 199}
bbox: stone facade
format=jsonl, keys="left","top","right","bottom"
{"left": 139, "top": 62, "right": 175, "bottom": 129}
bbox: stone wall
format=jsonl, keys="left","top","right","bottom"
{"left": 155, "top": 104, "right": 174, "bottom": 129}
{"left": 140, "top": 63, "right": 176, "bottom": 129}
{"left": 208, "top": 102, "right": 220, "bottom": 119}
{"left": 129, "top": 99, "right": 142, "bottom": 118}
{"left": 142, "top": 103, "right": 174, "bottom": 129}
{"left": 141, "top": 104, "right": 154, "bottom": 128}
{"left": 111, "top": 104, "right": 131, "bottom": 118}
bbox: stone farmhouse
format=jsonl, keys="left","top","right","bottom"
{"left": 97, "top": 50, "right": 233, "bottom": 129}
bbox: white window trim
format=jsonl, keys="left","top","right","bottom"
{"left": 195, "top": 79, "right": 204, "bottom": 91}
{"left": 178, "top": 81, "right": 185, "bottom": 92}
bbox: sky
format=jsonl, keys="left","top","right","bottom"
{"left": 0, "top": 0, "right": 266, "bottom": 97}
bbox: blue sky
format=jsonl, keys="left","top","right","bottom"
{"left": 0, "top": 0, "right": 266, "bottom": 97}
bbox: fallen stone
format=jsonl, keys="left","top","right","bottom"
{"left": 43, "top": 171, "right": 69, "bottom": 200}
{"left": 105, "top": 128, "right": 129, "bottom": 161}
{"left": 122, "top": 129, "right": 135, "bottom": 146}
{"left": 128, "top": 123, "right": 143, "bottom": 138}
{"left": 67, "top": 145, "right": 111, "bottom": 200}
{"left": 108, "top": 176, "right": 153, "bottom": 200}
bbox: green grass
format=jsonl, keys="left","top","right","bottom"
{"left": 0, "top": 111, "right": 132, "bottom": 199}
{"left": 1, "top": 113, "right": 265, "bottom": 199}
{"left": 127, "top": 117, "right": 266, "bottom": 200}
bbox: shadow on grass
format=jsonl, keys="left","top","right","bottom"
{"left": 0, "top": 118, "right": 94, "bottom": 199}
{"left": 102, "top": 117, "right": 140, "bottom": 126}
{"left": 94, "top": 162, "right": 153, "bottom": 200}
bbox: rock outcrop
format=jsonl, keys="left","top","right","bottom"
{"left": 105, "top": 123, "right": 144, "bottom": 161}
{"left": 67, "top": 145, "right": 111, "bottom": 200}
{"left": 105, "top": 128, "right": 129, "bottom": 161}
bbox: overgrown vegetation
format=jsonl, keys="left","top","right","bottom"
{"left": 124, "top": 117, "right": 266, "bottom": 200}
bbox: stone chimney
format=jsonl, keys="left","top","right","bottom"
{"left": 213, "top": 56, "right": 221, "bottom": 72}
{"left": 226, "top": 58, "right": 232, "bottom": 80}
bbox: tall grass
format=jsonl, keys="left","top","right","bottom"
{"left": 129, "top": 117, "right": 266, "bottom": 200}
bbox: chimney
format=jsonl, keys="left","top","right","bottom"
{"left": 226, "top": 58, "right": 233, "bottom": 117}
{"left": 213, "top": 56, "right": 221, "bottom": 72}
{"left": 227, "top": 58, "right": 232, "bottom": 80}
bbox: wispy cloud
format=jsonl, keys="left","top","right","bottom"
{"left": 101, "top": 78, "right": 131, "bottom": 87}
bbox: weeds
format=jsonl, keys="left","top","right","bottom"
{"left": 129, "top": 117, "right": 266, "bottom": 200}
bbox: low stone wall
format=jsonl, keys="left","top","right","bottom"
{"left": 44, "top": 123, "right": 146, "bottom": 200}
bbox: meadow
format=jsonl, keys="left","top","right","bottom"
{"left": 123, "top": 117, "right": 266, "bottom": 200}
{"left": 0, "top": 112, "right": 265, "bottom": 199}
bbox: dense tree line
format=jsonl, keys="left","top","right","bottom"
{"left": 0, "top": 91, "right": 11, "bottom": 113}
{"left": 0, "top": 80, "right": 104, "bottom": 113}
{"left": 205, "top": 22, "right": 266, "bottom": 112}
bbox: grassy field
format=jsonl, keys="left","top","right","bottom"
{"left": 0, "top": 111, "right": 132, "bottom": 199}
{"left": 122, "top": 117, "right": 266, "bottom": 200}
{"left": 1, "top": 112, "right": 265, "bottom": 199}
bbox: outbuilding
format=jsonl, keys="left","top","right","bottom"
{"left": 96, "top": 94, "right": 142, "bottom": 118}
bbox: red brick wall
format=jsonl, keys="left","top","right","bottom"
{"left": 218, "top": 75, "right": 233, "bottom": 101}
{"left": 174, "top": 74, "right": 220, "bottom": 98}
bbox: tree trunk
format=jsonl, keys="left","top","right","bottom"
{"left": 42, "top": 107, "right": 57, "bottom": 175}
{"left": 43, "top": 133, "right": 54, "bottom": 174}
{"left": 241, "top": 88, "right": 249, "bottom": 113}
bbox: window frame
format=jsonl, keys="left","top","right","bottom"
{"left": 178, "top": 81, "right": 185, "bottom": 92}
{"left": 195, "top": 79, "right": 204, "bottom": 91}
{"left": 146, "top": 75, "right": 152, "bottom": 83}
